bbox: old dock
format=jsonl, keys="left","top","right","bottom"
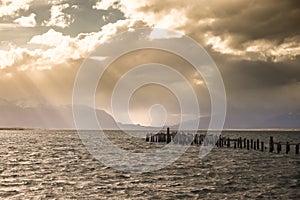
{"left": 145, "top": 128, "right": 300, "bottom": 155}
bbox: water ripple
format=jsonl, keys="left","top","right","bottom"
{"left": 0, "top": 130, "right": 299, "bottom": 199}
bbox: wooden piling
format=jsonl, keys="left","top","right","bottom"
{"left": 166, "top": 128, "right": 171, "bottom": 144}
{"left": 239, "top": 137, "right": 242, "bottom": 149}
{"left": 199, "top": 134, "right": 203, "bottom": 145}
{"left": 277, "top": 142, "right": 281, "bottom": 154}
{"left": 247, "top": 139, "right": 249, "bottom": 150}
{"left": 227, "top": 137, "right": 230, "bottom": 148}
{"left": 286, "top": 142, "right": 290, "bottom": 154}
{"left": 220, "top": 137, "right": 223, "bottom": 147}
{"left": 146, "top": 132, "right": 300, "bottom": 156}
{"left": 269, "top": 136, "right": 274, "bottom": 153}
{"left": 194, "top": 134, "right": 198, "bottom": 145}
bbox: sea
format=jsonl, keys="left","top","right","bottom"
{"left": 0, "top": 130, "right": 299, "bottom": 199}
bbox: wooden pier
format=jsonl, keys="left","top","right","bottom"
{"left": 146, "top": 128, "right": 300, "bottom": 155}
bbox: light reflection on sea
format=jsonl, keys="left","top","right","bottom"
{"left": 0, "top": 130, "right": 299, "bottom": 199}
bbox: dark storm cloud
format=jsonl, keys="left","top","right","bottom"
{"left": 218, "top": 56, "right": 300, "bottom": 90}
{"left": 207, "top": 0, "right": 300, "bottom": 48}
{"left": 130, "top": 0, "right": 300, "bottom": 60}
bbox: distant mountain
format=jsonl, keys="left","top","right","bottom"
{"left": 0, "top": 98, "right": 299, "bottom": 129}
{"left": 0, "top": 100, "right": 159, "bottom": 130}
{"left": 0, "top": 101, "right": 118, "bottom": 129}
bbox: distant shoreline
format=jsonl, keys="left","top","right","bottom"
{"left": 0, "top": 128, "right": 300, "bottom": 132}
{"left": 0, "top": 127, "right": 28, "bottom": 130}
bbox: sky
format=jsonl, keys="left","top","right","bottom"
{"left": 0, "top": 0, "right": 299, "bottom": 129}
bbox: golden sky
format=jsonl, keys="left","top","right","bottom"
{"left": 0, "top": 0, "right": 299, "bottom": 128}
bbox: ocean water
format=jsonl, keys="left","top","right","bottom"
{"left": 0, "top": 130, "right": 299, "bottom": 199}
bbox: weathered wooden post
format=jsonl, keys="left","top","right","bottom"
{"left": 261, "top": 141, "right": 264, "bottom": 151}
{"left": 244, "top": 138, "right": 246, "bottom": 148}
{"left": 277, "top": 142, "right": 281, "bottom": 154}
{"left": 221, "top": 137, "right": 223, "bottom": 147}
{"left": 286, "top": 142, "right": 290, "bottom": 154}
{"left": 257, "top": 139, "right": 259, "bottom": 150}
{"left": 269, "top": 136, "right": 274, "bottom": 153}
{"left": 146, "top": 133, "right": 149, "bottom": 142}
{"left": 194, "top": 134, "right": 198, "bottom": 145}
{"left": 166, "top": 127, "right": 171, "bottom": 143}
{"left": 247, "top": 139, "right": 249, "bottom": 150}
{"left": 250, "top": 139, "right": 253, "bottom": 149}
{"left": 240, "top": 138, "right": 242, "bottom": 149}
{"left": 199, "top": 134, "right": 203, "bottom": 145}
{"left": 227, "top": 137, "right": 230, "bottom": 147}
{"left": 296, "top": 144, "right": 299, "bottom": 155}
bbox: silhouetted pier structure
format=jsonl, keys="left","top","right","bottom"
{"left": 146, "top": 128, "right": 300, "bottom": 155}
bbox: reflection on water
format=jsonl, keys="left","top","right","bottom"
{"left": 0, "top": 130, "right": 299, "bottom": 199}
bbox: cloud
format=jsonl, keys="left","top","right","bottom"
{"left": 0, "top": 28, "right": 80, "bottom": 71}
{"left": 1, "top": 0, "right": 299, "bottom": 128}
{"left": 92, "top": 0, "right": 120, "bottom": 10}
{"left": 71, "top": 4, "right": 79, "bottom": 9}
{"left": 43, "top": 3, "right": 73, "bottom": 28}
{"left": 29, "top": 28, "right": 72, "bottom": 47}
{"left": 244, "top": 37, "right": 300, "bottom": 62}
{"left": 13, "top": 13, "right": 36, "bottom": 27}
{"left": 117, "top": 0, "right": 300, "bottom": 62}
{"left": 0, "top": 47, "right": 43, "bottom": 70}
{"left": 0, "top": 0, "right": 33, "bottom": 17}
{"left": 0, "top": 19, "right": 145, "bottom": 71}
{"left": 204, "top": 33, "right": 300, "bottom": 62}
